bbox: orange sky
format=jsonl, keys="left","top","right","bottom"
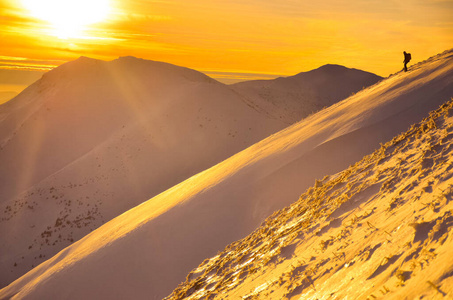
{"left": 0, "top": 0, "right": 452, "bottom": 93}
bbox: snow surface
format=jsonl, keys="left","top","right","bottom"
{"left": 231, "top": 64, "right": 382, "bottom": 124}
{"left": 0, "top": 49, "right": 452, "bottom": 300}
{"left": 0, "top": 56, "right": 287, "bottom": 287}
{"left": 0, "top": 56, "right": 378, "bottom": 288}
{"left": 167, "top": 98, "right": 453, "bottom": 300}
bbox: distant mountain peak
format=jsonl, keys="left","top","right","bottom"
{"left": 231, "top": 63, "right": 383, "bottom": 123}
{"left": 317, "top": 63, "right": 348, "bottom": 69}
{"left": 114, "top": 56, "right": 150, "bottom": 64}
{"left": 69, "top": 56, "right": 103, "bottom": 66}
{"left": 76, "top": 56, "right": 98, "bottom": 61}
{"left": 39, "top": 56, "right": 218, "bottom": 87}
{"left": 294, "top": 63, "right": 376, "bottom": 78}
{"left": 117, "top": 55, "right": 139, "bottom": 60}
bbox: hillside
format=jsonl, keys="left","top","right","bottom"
{"left": 0, "top": 50, "right": 451, "bottom": 300}
{"left": 0, "top": 56, "right": 383, "bottom": 288}
{"left": 0, "top": 56, "right": 288, "bottom": 287}
{"left": 167, "top": 97, "right": 453, "bottom": 300}
{"left": 231, "top": 64, "right": 382, "bottom": 123}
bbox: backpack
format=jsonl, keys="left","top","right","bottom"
{"left": 406, "top": 53, "right": 411, "bottom": 62}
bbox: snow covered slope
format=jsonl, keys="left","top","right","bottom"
{"left": 167, "top": 98, "right": 453, "bottom": 300}
{"left": 0, "top": 56, "right": 379, "bottom": 288}
{"left": 1, "top": 49, "right": 452, "bottom": 300}
{"left": 0, "top": 56, "right": 286, "bottom": 204}
{"left": 0, "top": 56, "right": 288, "bottom": 287}
{"left": 231, "top": 64, "right": 382, "bottom": 124}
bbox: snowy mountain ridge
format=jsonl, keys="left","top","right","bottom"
{"left": 0, "top": 55, "right": 381, "bottom": 288}
{"left": 0, "top": 55, "right": 287, "bottom": 288}
{"left": 231, "top": 63, "right": 383, "bottom": 124}
{"left": 0, "top": 49, "right": 451, "bottom": 299}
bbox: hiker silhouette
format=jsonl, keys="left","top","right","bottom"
{"left": 403, "top": 51, "right": 411, "bottom": 72}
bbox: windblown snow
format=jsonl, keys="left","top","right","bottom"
{"left": 0, "top": 56, "right": 379, "bottom": 288}
{"left": 0, "top": 49, "right": 452, "bottom": 300}
{"left": 167, "top": 96, "right": 453, "bottom": 300}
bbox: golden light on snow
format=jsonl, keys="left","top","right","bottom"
{"left": 21, "top": 0, "right": 110, "bottom": 39}
{"left": 0, "top": 50, "right": 452, "bottom": 299}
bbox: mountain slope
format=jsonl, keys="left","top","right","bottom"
{"left": 231, "top": 64, "right": 382, "bottom": 124}
{"left": 0, "top": 56, "right": 283, "bottom": 203}
{"left": 167, "top": 98, "right": 453, "bottom": 300}
{"left": 0, "top": 56, "right": 288, "bottom": 287}
{"left": 0, "top": 49, "right": 451, "bottom": 300}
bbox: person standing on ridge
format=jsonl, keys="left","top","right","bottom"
{"left": 403, "top": 51, "right": 411, "bottom": 72}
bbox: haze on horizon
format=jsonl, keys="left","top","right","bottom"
{"left": 0, "top": 0, "right": 451, "bottom": 100}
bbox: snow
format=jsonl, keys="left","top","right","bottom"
{"left": 0, "top": 49, "right": 452, "bottom": 300}
{"left": 167, "top": 97, "right": 453, "bottom": 300}
{"left": 0, "top": 56, "right": 379, "bottom": 289}
{"left": 230, "top": 64, "right": 382, "bottom": 124}
{"left": 0, "top": 56, "right": 287, "bottom": 287}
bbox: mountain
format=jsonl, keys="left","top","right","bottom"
{"left": 230, "top": 64, "right": 382, "bottom": 124}
{"left": 1, "top": 49, "right": 451, "bottom": 300}
{"left": 0, "top": 56, "right": 288, "bottom": 287}
{"left": 167, "top": 96, "right": 453, "bottom": 300}
{"left": 0, "top": 57, "right": 383, "bottom": 288}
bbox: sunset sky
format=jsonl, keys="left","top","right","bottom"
{"left": 0, "top": 0, "right": 452, "bottom": 101}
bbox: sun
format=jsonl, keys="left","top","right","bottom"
{"left": 22, "top": 0, "right": 110, "bottom": 39}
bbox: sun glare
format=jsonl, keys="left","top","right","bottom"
{"left": 22, "top": 0, "right": 110, "bottom": 39}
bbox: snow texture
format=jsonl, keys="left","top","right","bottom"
{"left": 0, "top": 56, "right": 377, "bottom": 288}
{"left": 168, "top": 96, "right": 453, "bottom": 300}
{"left": 0, "top": 49, "right": 452, "bottom": 300}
